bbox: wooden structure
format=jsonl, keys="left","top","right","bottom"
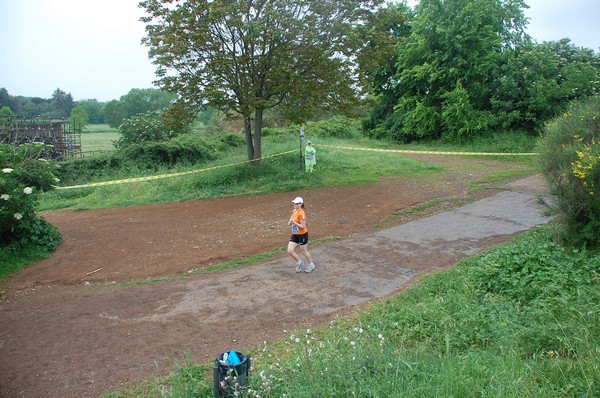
{"left": 0, "top": 118, "right": 82, "bottom": 159}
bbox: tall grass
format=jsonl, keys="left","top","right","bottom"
{"left": 104, "top": 226, "right": 599, "bottom": 397}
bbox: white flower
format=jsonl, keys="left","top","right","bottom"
{"left": 1, "top": 194, "right": 9, "bottom": 200}
{"left": 14, "top": 213, "right": 23, "bottom": 220}
{"left": 2, "top": 168, "right": 13, "bottom": 173}
{"left": 23, "top": 187, "right": 33, "bottom": 195}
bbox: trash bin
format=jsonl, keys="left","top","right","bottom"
{"left": 213, "top": 350, "right": 251, "bottom": 398}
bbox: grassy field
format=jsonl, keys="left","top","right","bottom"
{"left": 80, "top": 124, "right": 118, "bottom": 153}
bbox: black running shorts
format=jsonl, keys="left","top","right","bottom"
{"left": 290, "top": 232, "right": 309, "bottom": 245}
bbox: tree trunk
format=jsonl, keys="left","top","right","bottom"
{"left": 253, "top": 108, "right": 263, "bottom": 160}
{"left": 244, "top": 115, "right": 254, "bottom": 161}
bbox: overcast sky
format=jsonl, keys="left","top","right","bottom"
{"left": 1, "top": 0, "right": 599, "bottom": 102}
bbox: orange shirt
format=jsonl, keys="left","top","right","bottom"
{"left": 290, "top": 208, "right": 308, "bottom": 235}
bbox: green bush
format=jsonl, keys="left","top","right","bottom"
{"left": 263, "top": 116, "right": 363, "bottom": 140}
{"left": 0, "top": 143, "right": 61, "bottom": 250}
{"left": 115, "top": 111, "right": 179, "bottom": 148}
{"left": 121, "top": 134, "right": 216, "bottom": 168}
{"left": 214, "top": 132, "right": 245, "bottom": 151}
{"left": 57, "top": 152, "right": 127, "bottom": 184}
{"left": 538, "top": 96, "right": 600, "bottom": 248}
{"left": 306, "top": 116, "right": 362, "bottom": 139}
{"left": 57, "top": 133, "right": 218, "bottom": 184}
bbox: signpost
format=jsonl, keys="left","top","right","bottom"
{"left": 300, "top": 125, "right": 305, "bottom": 166}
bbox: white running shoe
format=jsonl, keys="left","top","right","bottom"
{"left": 305, "top": 263, "right": 315, "bottom": 273}
{"left": 296, "top": 260, "right": 304, "bottom": 273}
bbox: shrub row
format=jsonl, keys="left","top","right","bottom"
{"left": 57, "top": 132, "right": 243, "bottom": 184}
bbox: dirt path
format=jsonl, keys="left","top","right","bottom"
{"left": 0, "top": 156, "right": 544, "bottom": 398}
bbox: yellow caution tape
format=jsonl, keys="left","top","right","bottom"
{"left": 56, "top": 144, "right": 537, "bottom": 190}
{"left": 320, "top": 144, "right": 539, "bottom": 156}
{"left": 56, "top": 150, "right": 296, "bottom": 190}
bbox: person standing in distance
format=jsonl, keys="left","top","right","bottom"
{"left": 287, "top": 196, "right": 316, "bottom": 272}
{"left": 304, "top": 140, "right": 316, "bottom": 173}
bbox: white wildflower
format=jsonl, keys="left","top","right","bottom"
{"left": 1, "top": 194, "right": 9, "bottom": 200}
{"left": 2, "top": 168, "right": 13, "bottom": 173}
{"left": 14, "top": 213, "right": 23, "bottom": 220}
{"left": 23, "top": 187, "right": 33, "bottom": 195}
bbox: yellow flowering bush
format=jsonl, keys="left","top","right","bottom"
{"left": 538, "top": 96, "right": 600, "bottom": 248}
{"left": 571, "top": 135, "right": 599, "bottom": 196}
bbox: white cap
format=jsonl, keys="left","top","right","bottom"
{"left": 292, "top": 196, "right": 303, "bottom": 204}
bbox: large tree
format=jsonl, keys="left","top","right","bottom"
{"left": 76, "top": 99, "right": 105, "bottom": 124}
{"left": 139, "top": 0, "right": 382, "bottom": 160}
{"left": 373, "top": 0, "right": 530, "bottom": 142}
{"left": 51, "top": 88, "right": 74, "bottom": 119}
{"left": 491, "top": 39, "right": 600, "bottom": 132}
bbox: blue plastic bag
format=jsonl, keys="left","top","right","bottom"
{"left": 227, "top": 350, "right": 241, "bottom": 365}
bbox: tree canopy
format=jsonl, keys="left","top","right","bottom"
{"left": 139, "top": 0, "right": 382, "bottom": 160}
{"left": 102, "top": 88, "right": 177, "bottom": 128}
{"left": 364, "top": 0, "right": 600, "bottom": 143}
{"left": 0, "top": 87, "right": 76, "bottom": 120}
{"left": 387, "top": 0, "right": 530, "bottom": 141}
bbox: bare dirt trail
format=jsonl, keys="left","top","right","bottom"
{"left": 0, "top": 156, "right": 545, "bottom": 398}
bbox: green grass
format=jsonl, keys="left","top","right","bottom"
{"left": 0, "top": 244, "right": 55, "bottom": 281}
{"left": 80, "top": 124, "right": 118, "bottom": 152}
{"left": 103, "top": 226, "right": 600, "bottom": 397}
{"left": 40, "top": 136, "right": 535, "bottom": 212}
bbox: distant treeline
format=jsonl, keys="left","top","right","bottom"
{"left": 0, "top": 88, "right": 177, "bottom": 127}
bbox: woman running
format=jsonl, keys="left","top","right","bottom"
{"left": 287, "top": 196, "right": 316, "bottom": 273}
